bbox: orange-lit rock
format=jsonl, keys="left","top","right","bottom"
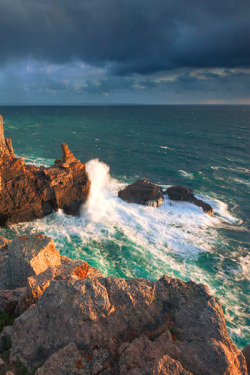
{"left": 0, "top": 115, "right": 90, "bottom": 226}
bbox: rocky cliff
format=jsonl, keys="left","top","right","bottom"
{"left": 0, "top": 235, "right": 247, "bottom": 375}
{"left": 0, "top": 115, "right": 90, "bottom": 226}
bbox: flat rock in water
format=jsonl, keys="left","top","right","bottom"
{"left": 0, "top": 115, "right": 90, "bottom": 226}
{"left": 118, "top": 179, "right": 164, "bottom": 207}
{"left": 167, "top": 185, "right": 213, "bottom": 215}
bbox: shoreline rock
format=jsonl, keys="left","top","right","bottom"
{"left": 118, "top": 179, "right": 213, "bottom": 215}
{"left": 166, "top": 185, "right": 213, "bottom": 215}
{"left": 0, "top": 234, "right": 247, "bottom": 374}
{"left": 0, "top": 115, "right": 90, "bottom": 226}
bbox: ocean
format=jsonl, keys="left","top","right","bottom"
{"left": 0, "top": 105, "right": 249, "bottom": 349}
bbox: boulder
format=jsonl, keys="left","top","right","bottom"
{"left": 0, "top": 115, "right": 90, "bottom": 226}
{"left": 167, "top": 186, "right": 213, "bottom": 215}
{"left": 35, "top": 342, "right": 90, "bottom": 375}
{"left": 1, "top": 235, "right": 61, "bottom": 290}
{"left": 8, "top": 274, "right": 247, "bottom": 374}
{"left": 118, "top": 179, "right": 164, "bottom": 207}
{"left": 118, "top": 333, "right": 192, "bottom": 375}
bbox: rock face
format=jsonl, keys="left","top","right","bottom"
{"left": 0, "top": 235, "right": 247, "bottom": 374}
{"left": 118, "top": 179, "right": 164, "bottom": 207}
{"left": 167, "top": 186, "right": 213, "bottom": 215}
{"left": 35, "top": 342, "right": 90, "bottom": 375}
{"left": 1, "top": 236, "right": 61, "bottom": 290}
{"left": 0, "top": 115, "right": 90, "bottom": 226}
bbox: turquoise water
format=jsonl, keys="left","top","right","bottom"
{"left": 0, "top": 105, "right": 249, "bottom": 349}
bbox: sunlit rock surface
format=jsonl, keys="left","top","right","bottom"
{"left": 0, "top": 234, "right": 246, "bottom": 374}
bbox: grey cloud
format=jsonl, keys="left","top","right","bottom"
{"left": 0, "top": 0, "right": 249, "bottom": 75}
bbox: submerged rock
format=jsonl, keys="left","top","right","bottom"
{"left": 118, "top": 179, "right": 164, "bottom": 207}
{"left": 0, "top": 115, "right": 90, "bottom": 226}
{"left": 167, "top": 185, "right": 213, "bottom": 215}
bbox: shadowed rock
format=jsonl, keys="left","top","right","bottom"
{"left": 118, "top": 179, "right": 164, "bottom": 207}
{"left": 242, "top": 344, "right": 250, "bottom": 374}
{"left": 167, "top": 186, "right": 213, "bottom": 215}
{"left": 0, "top": 115, "right": 90, "bottom": 226}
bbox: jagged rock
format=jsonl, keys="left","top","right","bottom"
{"left": 8, "top": 273, "right": 247, "bottom": 374}
{"left": 242, "top": 344, "right": 250, "bottom": 374}
{"left": 1, "top": 235, "right": 61, "bottom": 290}
{"left": 118, "top": 179, "right": 164, "bottom": 207}
{"left": 35, "top": 342, "right": 90, "bottom": 375}
{"left": 0, "top": 235, "right": 102, "bottom": 316}
{"left": 0, "top": 287, "right": 26, "bottom": 315}
{"left": 118, "top": 333, "right": 191, "bottom": 374}
{"left": 166, "top": 186, "right": 213, "bottom": 215}
{"left": 0, "top": 115, "right": 90, "bottom": 226}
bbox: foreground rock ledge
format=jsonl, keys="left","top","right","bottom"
{"left": 0, "top": 235, "right": 247, "bottom": 374}
{"left": 0, "top": 115, "right": 90, "bottom": 226}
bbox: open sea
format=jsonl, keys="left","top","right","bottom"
{"left": 0, "top": 105, "right": 249, "bottom": 349}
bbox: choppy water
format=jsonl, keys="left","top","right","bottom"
{"left": 0, "top": 105, "right": 249, "bottom": 348}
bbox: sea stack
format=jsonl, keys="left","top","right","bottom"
{"left": 0, "top": 115, "right": 90, "bottom": 226}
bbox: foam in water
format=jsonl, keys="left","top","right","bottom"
{"left": 178, "top": 169, "right": 194, "bottom": 179}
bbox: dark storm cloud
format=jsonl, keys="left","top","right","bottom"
{"left": 0, "top": 0, "right": 250, "bottom": 75}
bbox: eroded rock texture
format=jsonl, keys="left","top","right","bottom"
{"left": 0, "top": 115, "right": 90, "bottom": 226}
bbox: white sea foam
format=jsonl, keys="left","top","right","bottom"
{"left": 232, "top": 178, "right": 250, "bottom": 188}
{"left": 178, "top": 170, "right": 194, "bottom": 179}
{"left": 16, "top": 154, "right": 53, "bottom": 168}
{"left": 159, "top": 145, "right": 174, "bottom": 150}
{"left": 196, "top": 195, "right": 239, "bottom": 224}
{"left": 8, "top": 159, "right": 248, "bottom": 346}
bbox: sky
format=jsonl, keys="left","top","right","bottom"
{"left": 0, "top": 0, "right": 250, "bottom": 105}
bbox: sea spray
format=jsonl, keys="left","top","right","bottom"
{"left": 83, "top": 159, "right": 120, "bottom": 222}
